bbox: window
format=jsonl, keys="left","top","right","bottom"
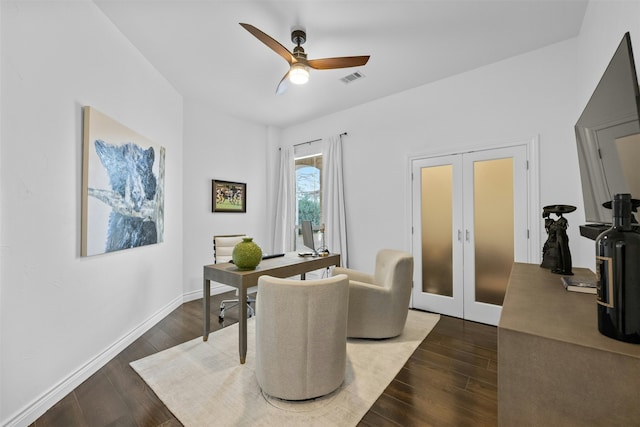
{"left": 295, "top": 153, "right": 322, "bottom": 249}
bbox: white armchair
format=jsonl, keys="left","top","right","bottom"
{"left": 255, "top": 274, "right": 349, "bottom": 400}
{"left": 334, "top": 249, "right": 413, "bottom": 339}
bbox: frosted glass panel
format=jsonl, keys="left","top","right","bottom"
{"left": 421, "top": 165, "right": 453, "bottom": 296}
{"left": 474, "top": 158, "right": 513, "bottom": 305}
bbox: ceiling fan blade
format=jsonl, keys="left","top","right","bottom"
{"left": 307, "top": 55, "right": 370, "bottom": 70}
{"left": 239, "top": 23, "right": 294, "bottom": 64}
{"left": 276, "top": 71, "right": 290, "bottom": 95}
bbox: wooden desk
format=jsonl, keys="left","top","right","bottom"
{"left": 203, "top": 253, "right": 341, "bottom": 364}
{"left": 499, "top": 263, "right": 640, "bottom": 425}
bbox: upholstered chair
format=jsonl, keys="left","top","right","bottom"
{"left": 334, "top": 249, "right": 413, "bottom": 339}
{"left": 255, "top": 274, "right": 349, "bottom": 400}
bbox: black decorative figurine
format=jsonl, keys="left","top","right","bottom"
{"left": 541, "top": 204, "right": 576, "bottom": 275}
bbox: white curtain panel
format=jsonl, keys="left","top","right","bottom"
{"left": 273, "top": 146, "right": 296, "bottom": 253}
{"left": 322, "top": 135, "right": 348, "bottom": 267}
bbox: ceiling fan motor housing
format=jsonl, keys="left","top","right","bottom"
{"left": 293, "top": 46, "right": 307, "bottom": 60}
{"left": 291, "top": 29, "right": 306, "bottom": 46}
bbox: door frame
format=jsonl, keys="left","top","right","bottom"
{"left": 461, "top": 146, "right": 529, "bottom": 325}
{"left": 410, "top": 154, "right": 465, "bottom": 317}
{"left": 406, "top": 136, "right": 540, "bottom": 312}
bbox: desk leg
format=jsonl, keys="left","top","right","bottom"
{"left": 203, "top": 278, "right": 210, "bottom": 341}
{"left": 239, "top": 285, "right": 247, "bottom": 364}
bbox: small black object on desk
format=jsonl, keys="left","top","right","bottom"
{"left": 298, "top": 249, "right": 331, "bottom": 258}
{"left": 298, "top": 252, "right": 317, "bottom": 257}
{"left": 541, "top": 204, "right": 575, "bottom": 275}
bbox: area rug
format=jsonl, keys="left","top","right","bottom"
{"left": 130, "top": 309, "right": 439, "bottom": 426}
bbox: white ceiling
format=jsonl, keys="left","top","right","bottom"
{"left": 94, "top": 0, "right": 588, "bottom": 128}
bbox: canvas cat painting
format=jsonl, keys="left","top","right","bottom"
{"left": 82, "top": 107, "right": 165, "bottom": 256}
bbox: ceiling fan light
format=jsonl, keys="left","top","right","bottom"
{"left": 289, "top": 63, "right": 309, "bottom": 85}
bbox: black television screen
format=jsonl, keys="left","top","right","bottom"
{"left": 575, "top": 32, "right": 640, "bottom": 226}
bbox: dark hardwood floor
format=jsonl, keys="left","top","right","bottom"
{"left": 32, "top": 292, "right": 497, "bottom": 426}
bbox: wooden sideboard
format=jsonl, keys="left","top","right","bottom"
{"left": 498, "top": 263, "right": 640, "bottom": 426}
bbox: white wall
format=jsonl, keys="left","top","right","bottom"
{"left": 182, "top": 99, "right": 269, "bottom": 299}
{"left": 0, "top": 1, "right": 4, "bottom": 422}
{"left": 577, "top": 1, "right": 640, "bottom": 110}
{"left": 0, "top": 2, "right": 184, "bottom": 425}
{"left": 278, "top": 38, "right": 583, "bottom": 272}
{"left": 572, "top": 0, "right": 640, "bottom": 268}
{"left": 3, "top": 1, "right": 640, "bottom": 425}
{"left": 274, "top": 1, "right": 640, "bottom": 277}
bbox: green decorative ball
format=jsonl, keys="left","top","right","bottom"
{"left": 232, "top": 237, "right": 263, "bottom": 270}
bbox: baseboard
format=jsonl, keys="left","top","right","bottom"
{"left": 182, "top": 272, "right": 327, "bottom": 304}
{"left": 182, "top": 282, "right": 235, "bottom": 303}
{"left": 3, "top": 295, "right": 183, "bottom": 427}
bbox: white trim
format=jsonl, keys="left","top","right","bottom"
{"left": 461, "top": 145, "right": 528, "bottom": 325}
{"left": 182, "top": 282, "right": 236, "bottom": 303}
{"left": 406, "top": 135, "right": 540, "bottom": 313}
{"left": 407, "top": 136, "right": 531, "bottom": 162}
{"left": 3, "top": 295, "right": 183, "bottom": 427}
{"left": 407, "top": 135, "right": 539, "bottom": 264}
{"left": 528, "top": 135, "right": 541, "bottom": 264}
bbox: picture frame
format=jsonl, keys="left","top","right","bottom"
{"left": 212, "top": 180, "right": 246, "bottom": 212}
{"left": 81, "top": 106, "right": 165, "bottom": 256}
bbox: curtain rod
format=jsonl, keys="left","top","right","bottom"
{"left": 292, "top": 132, "right": 348, "bottom": 148}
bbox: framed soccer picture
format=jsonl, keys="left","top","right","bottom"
{"left": 212, "top": 180, "right": 246, "bottom": 212}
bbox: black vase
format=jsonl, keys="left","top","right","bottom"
{"left": 595, "top": 193, "right": 640, "bottom": 343}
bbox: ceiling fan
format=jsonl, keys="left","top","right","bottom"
{"left": 240, "top": 23, "right": 370, "bottom": 95}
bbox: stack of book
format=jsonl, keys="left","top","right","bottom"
{"left": 561, "top": 276, "right": 597, "bottom": 294}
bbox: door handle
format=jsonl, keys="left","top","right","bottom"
{"left": 466, "top": 229, "right": 470, "bottom": 242}
{"left": 458, "top": 229, "right": 462, "bottom": 242}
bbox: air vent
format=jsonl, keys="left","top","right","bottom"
{"left": 340, "top": 71, "right": 365, "bottom": 84}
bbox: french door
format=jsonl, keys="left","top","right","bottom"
{"left": 411, "top": 145, "right": 529, "bottom": 325}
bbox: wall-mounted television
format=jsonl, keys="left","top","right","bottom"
{"left": 576, "top": 32, "right": 640, "bottom": 239}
